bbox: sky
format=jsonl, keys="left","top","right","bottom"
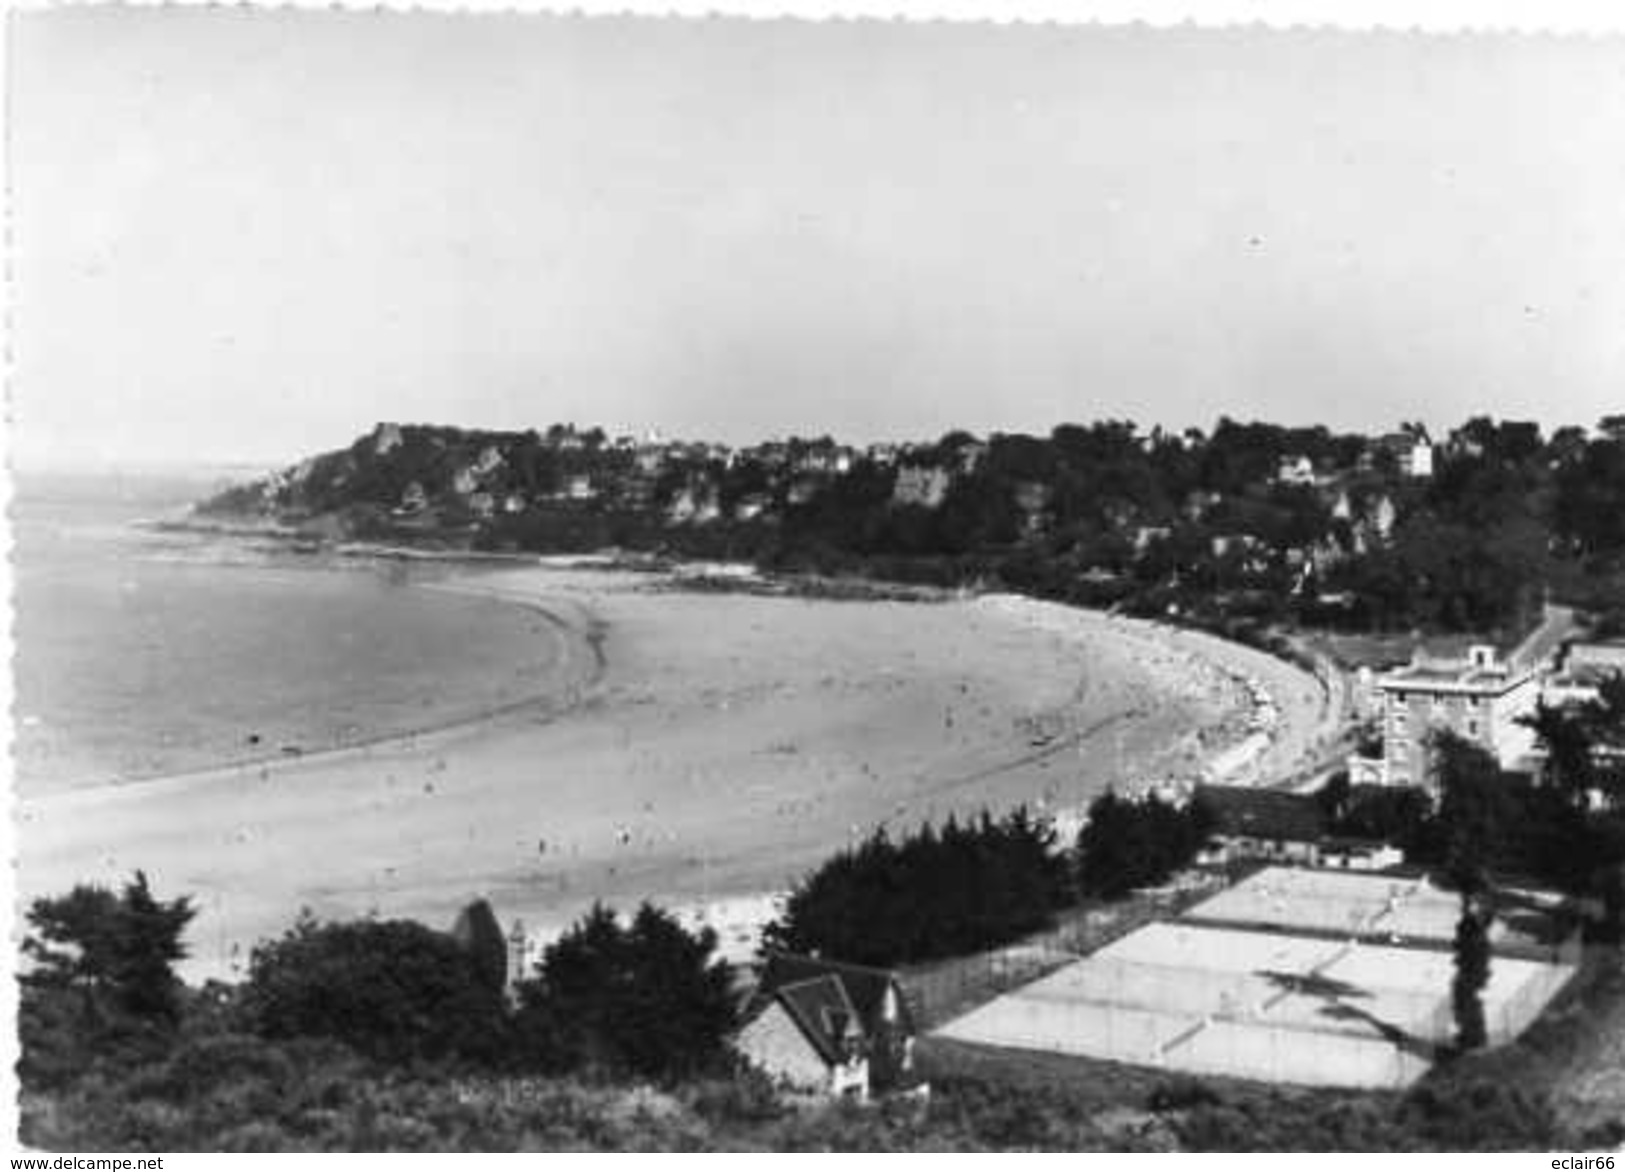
{"left": 10, "top": 8, "right": 1625, "bottom": 470}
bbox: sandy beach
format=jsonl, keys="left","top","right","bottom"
{"left": 16, "top": 565, "right": 1331, "bottom": 980}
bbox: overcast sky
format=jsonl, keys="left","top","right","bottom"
{"left": 11, "top": 9, "right": 1625, "bottom": 469}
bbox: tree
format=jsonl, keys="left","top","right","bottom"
{"left": 762, "top": 809, "right": 1072, "bottom": 966}
{"left": 22, "top": 871, "right": 195, "bottom": 1029}
{"left": 1449, "top": 904, "right": 1492, "bottom": 1051}
{"left": 1520, "top": 700, "right": 1596, "bottom": 813}
{"left": 1431, "top": 731, "right": 1501, "bottom": 1052}
{"left": 1079, "top": 790, "right": 1211, "bottom": 900}
{"left": 513, "top": 902, "right": 737, "bottom": 1080}
{"left": 242, "top": 913, "right": 507, "bottom": 1064}
{"left": 451, "top": 898, "right": 510, "bottom": 997}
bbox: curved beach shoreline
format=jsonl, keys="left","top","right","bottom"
{"left": 17, "top": 563, "right": 1331, "bottom": 980}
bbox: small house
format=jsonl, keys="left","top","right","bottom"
{"left": 1318, "top": 838, "right": 1405, "bottom": 872}
{"left": 891, "top": 465, "right": 952, "bottom": 509}
{"left": 736, "top": 952, "right": 920, "bottom": 1100}
{"left": 395, "top": 480, "right": 429, "bottom": 515}
{"left": 372, "top": 422, "right": 404, "bottom": 456}
{"left": 1377, "top": 432, "right": 1433, "bottom": 478}
{"left": 786, "top": 475, "right": 824, "bottom": 507}
{"left": 1193, "top": 784, "right": 1326, "bottom": 867}
{"left": 1275, "top": 455, "right": 1317, "bottom": 487}
{"left": 667, "top": 486, "right": 699, "bottom": 524}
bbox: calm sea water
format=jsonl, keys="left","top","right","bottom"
{"left": 12, "top": 471, "right": 565, "bottom": 793}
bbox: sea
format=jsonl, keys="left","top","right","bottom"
{"left": 10, "top": 469, "right": 565, "bottom": 795}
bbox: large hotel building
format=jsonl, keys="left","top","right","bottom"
{"left": 1376, "top": 645, "right": 1541, "bottom": 788}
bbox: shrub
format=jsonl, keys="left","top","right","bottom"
{"left": 241, "top": 913, "right": 507, "bottom": 1065}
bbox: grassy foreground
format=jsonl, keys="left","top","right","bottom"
{"left": 22, "top": 948, "right": 1623, "bottom": 1153}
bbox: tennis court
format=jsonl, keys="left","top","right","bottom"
{"left": 1186, "top": 867, "right": 1471, "bottom": 945}
{"left": 935, "top": 875, "right": 1577, "bottom": 1088}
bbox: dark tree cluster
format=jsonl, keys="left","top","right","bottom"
{"left": 1316, "top": 773, "right": 1438, "bottom": 855}
{"left": 241, "top": 913, "right": 511, "bottom": 1067}
{"left": 511, "top": 902, "right": 739, "bottom": 1081}
{"left": 761, "top": 809, "right": 1072, "bottom": 967}
{"left": 20, "top": 881, "right": 739, "bottom": 1100}
{"left": 1076, "top": 789, "right": 1215, "bottom": 899}
{"left": 19, "top": 871, "right": 197, "bottom": 1089}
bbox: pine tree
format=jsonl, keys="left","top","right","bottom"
{"left": 516, "top": 902, "right": 736, "bottom": 1078}
{"left": 451, "top": 897, "right": 510, "bottom": 995}
{"left": 1432, "top": 730, "right": 1502, "bottom": 1053}
{"left": 23, "top": 871, "right": 195, "bottom": 1029}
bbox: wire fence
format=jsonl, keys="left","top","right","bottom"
{"left": 902, "top": 875, "right": 1228, "bottom": 1029}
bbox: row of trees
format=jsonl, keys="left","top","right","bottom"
{"left": 761, "top": 810, "right": 1072, "bottom": 967}
{"left": 21, "top": 883, "right": 740, "bottom": 1093}
{"left": 762, "top": 795, "right": 1216, "bottom": 969}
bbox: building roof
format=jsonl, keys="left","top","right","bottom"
{"left": 770, "top": 975, "right": 862, "bottom": 1067}
{"left": 747, "top": 951, "right": 914, "bottom": 1046}
{"left": 1379, "top": 645, "right": 1535, "bottom": 696}
{"left": 1194, "top": 784, "right": 1325, "bottom": 844}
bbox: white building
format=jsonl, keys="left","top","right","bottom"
{"left": 1375, "top": 644, "right": 1541, "bottom": 788}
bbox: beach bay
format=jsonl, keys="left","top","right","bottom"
{"left": 17, "top": 524, "right": 1330, "bottom": 981}
{"left": 12, "top": 477, "right": 577, "bottom": 792}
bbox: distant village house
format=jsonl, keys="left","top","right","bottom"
{"left": 891, "top": 465, "right": 952, "bottom": 509}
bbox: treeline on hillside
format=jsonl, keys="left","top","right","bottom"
{"left": 763, "top": 796, "right": 1213, "bottom": 968}
{"left": 204, "top": 414, "right": 1625, "bottom": 637}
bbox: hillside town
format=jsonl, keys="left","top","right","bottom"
{"left": 204, "top": 414, "right": 1625, "bottom": 643}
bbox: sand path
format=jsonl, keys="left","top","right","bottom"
{"left": 16, "top": 566, "right": 1327, "bottom": 980}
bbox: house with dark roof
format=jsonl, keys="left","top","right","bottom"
{"left": 1193, "top": 784, "right": 1327, "bottom": 867}
{"left": 735, "top": 952, "right": 919, "bottom": 1099}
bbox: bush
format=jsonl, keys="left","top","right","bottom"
{"left": 1146, "top": 1077, "right": 1220, "bottom": 1113}
{"left": 241, "top": 913, "right": 508, "bottom": 1065}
